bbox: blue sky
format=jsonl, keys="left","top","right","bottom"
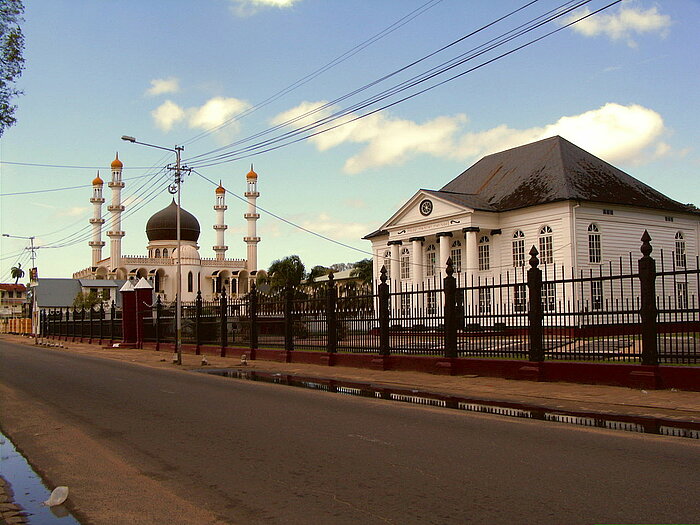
{"left": 1, "top": 0, "right": 698, "bottom": 280}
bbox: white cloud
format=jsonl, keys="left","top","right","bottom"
{"left": 59, "top": 206, "right": 89, "bottom": 217}
{"left": 302, "top": 213, "right": 372, "bottom": 240}
{"left": 228, "top": 0, "right": 301, "bottom": 17}
{"left": 151, "top": 100, "right": 185, "bottom": 132}
{"left": 187, "top": 96, "right": 251, "bottom": 131}
{"left": 273, "top": 101, "right": 670, "bottom": 172}
{"left": 565, "top": 5, "right": 671, "bottom": 47}
{"left": 146, "top": 77, "right": 180, "bottom": 96}
{"left": 151, "top": 96, "right": 251, "bottom": 135}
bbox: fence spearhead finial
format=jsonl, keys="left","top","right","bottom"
{"left": 640, "top": 230, "right": 653, "bottom": 257}
{"left": 379, "top": 265, "right": 387, "bottom": 284}
{"left": 528, "top": 245, "right": 540, "bottom": 269}
{"left": 445, "top": 257, "right": 454, "bottom": 277}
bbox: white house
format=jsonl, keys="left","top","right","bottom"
{"left": 364, "top": 136, "right": 699, "bottom": 315}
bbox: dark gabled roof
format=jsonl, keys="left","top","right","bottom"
{"left": 362, "top": 228, "right": 389, "bottom": 240}
{"left": 439, "top": 136, "right": 692, "bottom": 213}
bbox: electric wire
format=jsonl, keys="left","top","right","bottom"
{"left": 181, "top": 0, "right": 445, "bottom": 147}
{"left": 0, "top": 172, "right": 164, "bottom": 197}
{"left": 189, "top": 0, "right": 611, "bottom": 167}
{"left": 185, "top": 0, "right": 544, "bottom": 164}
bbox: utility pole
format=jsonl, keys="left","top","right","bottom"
{"left": 121, "top": 136, "right": 188, "bottom": 365}
{"left": 3, "top": 233, "right": 38, "bottom": 343}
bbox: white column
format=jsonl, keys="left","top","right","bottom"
{"left": 410, "top": 237, "right": 424, "bottom": 288}
{"left": 464, "top": 227, "right": 480, "bottom": 286}
{"left": 213, "top": 184, "right": 228, "bottom": 260}
{"left": 244, "top": 168, "right": 260, "bottom": 274}
{"left": 89, "top": 173, "right": 105, "bottom": 268}
{"left": 388, "top": 241, "right": 401, "bottom": 288}
{"left": 107, "top": 154, "right": 125, "bottom": 274}
{"left": 437, "top": 232, "right": 453, "bottom": 276}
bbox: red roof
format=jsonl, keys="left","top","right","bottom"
{"left": 0, "top": 283, "right": 27, "bottom": 292}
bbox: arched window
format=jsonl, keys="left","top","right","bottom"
{"left": 187, "top": 271, "right": 193, "bottom": 293}
{"left": 675, "top": 232, "right": 686, "bottom": 268}
{"left": 539, "top": 226, "right": 553, "bottom": 264}
{"left": 400, "top": 248, "right": 410, "bottom": 280}
{"left": 478, "top": 236, "right": 490, "bottom": 271}
{"left": 588, "top": 223, "right": 601, "bottom": 263}
{"left": 451, "top": 240, "right": 462, "bottom": 273}
{"left": 426, "top": 244, "right": 436, "bottom": 276}
{"left": 383, "top": 250, "right": 391, "bottom": 279}
{"left": 155, "top": 248, "right": 160, "bottom": 258}
{"left": 512, "top": 230, "right": 525, "bottom": 267}
{"left": 162, "top": 248, "right": 168, "bottom": 258}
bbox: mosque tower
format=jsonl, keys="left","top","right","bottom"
{"left": 244, "top": 166, "right": 260, "bottom": 274}
{"left": 107, "top": 153, "right": 125, "bottom": 272}
{"left": 89, "top": 172, "right": 106, "bottom": 267}
{"left": 213, "top": 182, "right": 228, "bottom": 260}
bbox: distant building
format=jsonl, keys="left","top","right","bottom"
{"left": 73, "top": 155, "right": 262, "bottom": 302}
{"left": 364, "top": 136, "right": 699, "bottom": 308}
{"left": 0, "top": 283, "right": 27, "bottom": 317}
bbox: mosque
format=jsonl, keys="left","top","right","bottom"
{"left": 73, "top": 155, "right": 262, "bottom": 302}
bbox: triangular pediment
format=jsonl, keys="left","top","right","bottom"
{"left": 381, "top": 190, "right": 473, "bottom": 231}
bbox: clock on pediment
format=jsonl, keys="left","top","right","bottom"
{"left": 419, "top": 199, "right": 433, "bottom": 216}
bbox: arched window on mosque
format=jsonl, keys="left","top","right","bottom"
{"left": 162, "top": 248, "right": 168, "bottom": 258}
{"left": 187, "top": 271, "right": 193, "bottom": 293}
{"left": 155, "top": 248, "right": 160, "bottom": 258}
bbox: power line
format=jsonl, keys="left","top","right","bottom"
{"left": 0, "top": 172, "right": 165, "bottom": 197}
{"left": 188, "top": 0, "right": 617, "bottom": 168}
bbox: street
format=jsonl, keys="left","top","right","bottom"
{"left": 1, "top": 340, "right": 699, "bottom": 524}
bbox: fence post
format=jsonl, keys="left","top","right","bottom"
{"left": 110, "top": 301, "right": 116, "bottom": 343}
{"left": 326, "top": 272, "right": 338, "bottom": 355}
{"left": 154, "top": 295, "right": 162, "bottom": 351}
{"left": 638, "top": 230, "right": 658, "bottom": 366}
{"left": 99, "top": 302, "right": 104, "bottom": 345}
{"left": 220, "top": 287, "right": 227, "bottom": 357}
{"left": 284, "top": 285, "right": 294, "bottom": 359}
{"left": 88, "top": 306, "right": 94, "bottom": 344}
{"left": 378, "top": 266, "right": 390, "bottom": 356}
{"left": 249, "top": 283, "right": 258, "bottom": 360}
{"left": 444, "top": 258, "right": 458, "bottom": 358}
{"left": 195, "top": 290, "right": 202, "bottom": 356}
{"left": 527, "top": 246, "right": 544, "bottom": 362}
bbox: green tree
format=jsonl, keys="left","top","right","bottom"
{"left": 0, "top": 0, "right": 25, "bottom": 136}
{"left": 267, "top": 255, "right": 305, "bottom": 291}
{"left": 306, "top": 265, "right": 330, "bottom": 284}
{"left": 350, "top": 258, "right": 373, "bottom": 285}
{"left": 73, "top": 291, "right": 101, "bottom": 309}
{"left": 9, "top": 262, "right": 23, "bottom": 284}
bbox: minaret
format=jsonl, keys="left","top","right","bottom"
{"left": 244, "top": 166, "right": 260, "bottom": 273}
{"left": 89, "top": 171, "right": 106, "bottom": 267}
{"left": 213, "top": 181, "right": 228, "bottom": 260}
{"left": 107, "top": 153, "right": 125, "bottom": 273}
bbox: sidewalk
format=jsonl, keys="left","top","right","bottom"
{"left": 3, "top": 334, "right": 700, "bottom": 426}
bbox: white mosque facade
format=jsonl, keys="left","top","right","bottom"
{"left": 73, "top": 155, "right": 262, "bottom": 302}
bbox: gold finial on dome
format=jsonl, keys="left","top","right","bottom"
{"left": 215, "top": 180, "right": 226, "bottom": 194}
{"left": 246, "top": 164, "right": 258, "bottom": 180}
{"left": 92, "top": 171, "right": 104, "bottom": 186}
{"left": 111, "top": 152, "right": 123, "bottom": 169}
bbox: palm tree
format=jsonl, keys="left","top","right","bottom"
{"left": 10, "top": 263, "right": 24, "bottom": 284}
{"left": 267, "top": 255, "right": 306, "bottom": 291}
{"left": 350, "top": 258, "right": 373, "bottom": 286}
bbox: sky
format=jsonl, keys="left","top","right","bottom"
{"left": 1, "top": 0, "right": 699, "bottom": 281}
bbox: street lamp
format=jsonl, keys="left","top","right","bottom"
{"left": 121, "top": 135, "right": 186, "bottom": 365}
{"left": 3, "top": 233, "right": 38, "bottom": 343}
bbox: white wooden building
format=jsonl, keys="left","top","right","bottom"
{"left": 364, "top": 136, "right": 699, "bottom": 314}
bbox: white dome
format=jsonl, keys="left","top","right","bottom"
{"left": 171, "top": 244, "right": 200, "bottom": 261}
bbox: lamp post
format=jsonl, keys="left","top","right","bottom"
{"left": 121, "top": 135, "right": 185, "bottom": 365}
{"left": 3, "top": 233, "right": 38, "bottom": 343}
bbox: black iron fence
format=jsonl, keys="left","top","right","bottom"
{"left": 43, "top": 233, "right": 700, "bottom": 365}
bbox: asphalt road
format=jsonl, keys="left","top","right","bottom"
{"left": 1, "top": 341, "right": 699, "bottom": 525}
